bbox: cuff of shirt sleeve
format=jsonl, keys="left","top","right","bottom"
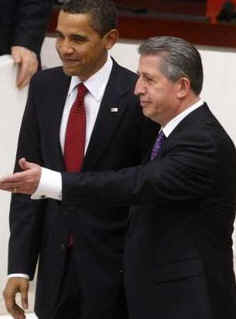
{"left": 8, "top": 273, "right": 30, "bottom": 280}
{"left": 31, "top": 167, "right": 62, "bottom": 200}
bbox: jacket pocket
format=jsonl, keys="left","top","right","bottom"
{"left": 153, "top": 258, "right": 204, "bottom": 284}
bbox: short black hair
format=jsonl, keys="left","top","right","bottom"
{"left": 62, "top": 0, "right": 118, "bottom": 36}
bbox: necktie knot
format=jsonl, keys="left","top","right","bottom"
{"left": 150, "top": 130, "right": 165, "bottom": 160}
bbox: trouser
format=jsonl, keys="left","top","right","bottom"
{"left": 52, "top": 245, "right": 128, "bottom": 319}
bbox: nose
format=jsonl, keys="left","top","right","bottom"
{"left": 134, "top": 76, "right": 145, "bottom": 96}
{"left": 57, "top": 38, "right": 74, "bottom": 55}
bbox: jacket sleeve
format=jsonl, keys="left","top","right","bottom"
{"left": 61, "top": 128, "right": 236, "bottom": 209}
{"left": 12, "top": 0, "right": 54, "bottom": 55}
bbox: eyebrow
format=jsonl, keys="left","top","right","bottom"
{"left": 71, "top": 34, "right": 88, "bottom": 41}
{"left": 55, "top": 29, "right": 63, "bottom": 36}
{"left": 139, "top": 72, "right": 153, "bottom": 78}
{"left": 55, "top": 30, "right": 88, "bottom": 41}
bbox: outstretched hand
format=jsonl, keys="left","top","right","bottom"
{"left": 0, "top": 158, "right": 41, "bottom": 195}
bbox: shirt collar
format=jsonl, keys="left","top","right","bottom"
{"left": 162, "top": 99, "right": 204, "bottom": 137}
{"left": 67, "top": 54, "right": 113, "bottom": 101}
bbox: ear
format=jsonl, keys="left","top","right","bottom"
{"left": 103, "top": 29, "right": 119, "bottom": 50}
{"left": 176, "top": 77, "right": 191, "bottom": 99}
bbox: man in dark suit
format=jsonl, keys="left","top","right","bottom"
{"left": 3, "top": 36, "right": 236, "bottom": 319}
{"left": 0, "top": 1, "right": 157, "bottom": 319}
{"left": 0, "top": 0, "right": 53, "bottom": 88}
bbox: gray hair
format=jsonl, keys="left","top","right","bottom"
{"left": 138, "top": 36, "right": 203, "bottom": 95}
{"left": 62, "top": 0, "right": 118, "bottom": 36}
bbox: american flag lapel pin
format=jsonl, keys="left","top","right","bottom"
{"left": 110, "top": 107, "right": 119, "bottom": 112}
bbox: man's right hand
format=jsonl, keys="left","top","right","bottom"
{"left": 0, "top": 158, "right": 42, "bottom": 195}
{"left": 3, "top": 277, "right": 29, "bottom": 319}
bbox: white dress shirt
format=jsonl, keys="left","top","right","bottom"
{"left": 8, "top": 55, "right": 113, "bottom": 279}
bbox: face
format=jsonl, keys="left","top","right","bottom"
{"left": 56, "top": 11, "right": 117, "bottom": 80}
{"left": 134, "top": 55, "right": 181, "bottom": 125}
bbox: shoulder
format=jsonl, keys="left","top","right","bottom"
{"left": 193, "top": 104, "right": 234, "bottom": 150}
{"left": 30, "top": 67, "right": 70, "bottom": 90}
{"left": 169, "top": 104, "right": 235, "bottom": 154}
{"left": 31, "top": 66, "right": 66, "bottom": 82}
{"left": 27, "top": 67, "right": 70, "bottom": 108}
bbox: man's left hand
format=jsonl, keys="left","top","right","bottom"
{"left": 0, "top": 158, "right": 41, "bottom": 195}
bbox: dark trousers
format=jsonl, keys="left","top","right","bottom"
{"left": 52, "top": 246, "right": 128, "bottom": 319}
{"left": 54, "top": 247, "right": 81, "bottom": 319}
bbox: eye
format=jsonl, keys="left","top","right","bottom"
{"left": 71, "top": 35, "right": 87, "bottom": 43}
{"left": 144, "top": 75, "right": 153, "bottom": 84}
{"left": 55, "top": 31, "right": 64, "bottom": 39}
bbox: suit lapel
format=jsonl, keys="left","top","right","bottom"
{"left": 82, "top": 61, "right": 132, "bottom": 170}
{"left": 45, "top": 68, "right": 71, "bottom": 171}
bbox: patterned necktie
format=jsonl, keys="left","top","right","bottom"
{"left": 64, "top": 83, "right": 87, "bottom": 172}
{"left": 150, "top": 130, "right": 165, "bottom": 160}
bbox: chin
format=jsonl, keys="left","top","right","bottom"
{"left": 62, "top": 66, "right": 79, "bottom": 77}
{"left": 142, "top": 109, "right": 155, "bottom": 122}
{"left": 142, "top": 108, "right": 150, "bottom": 117}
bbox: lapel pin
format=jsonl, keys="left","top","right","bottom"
{"left": 110, "top": 107, "right": 119, "bottom": 112}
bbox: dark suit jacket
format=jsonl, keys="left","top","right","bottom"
{"left": 0, "top": 0, "right": 53, "bottom": 55}
{"left": 8, "top": 61, "right": 158, "bottom": 318}
{"left": 62, "top": 104, "right": 236, "bottom": 319}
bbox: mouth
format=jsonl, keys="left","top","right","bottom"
{"left": 62, "top": 59, "right": 80, "bottom": 66}
{"left": 63, "top": 60, "right": 77, "bottom": 64}
{"left": 140, "top": 100, "right": 150, "bottom": 107}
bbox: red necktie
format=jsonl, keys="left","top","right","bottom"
{"left": 64, "top": 83, "right": 87, "bottom": 172}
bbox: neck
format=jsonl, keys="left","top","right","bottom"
{"left": 178, "top": 95, "right": 200, "bottom": 114}
{"left": 160, "top": 94, "right": 200, "bottom": 127}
